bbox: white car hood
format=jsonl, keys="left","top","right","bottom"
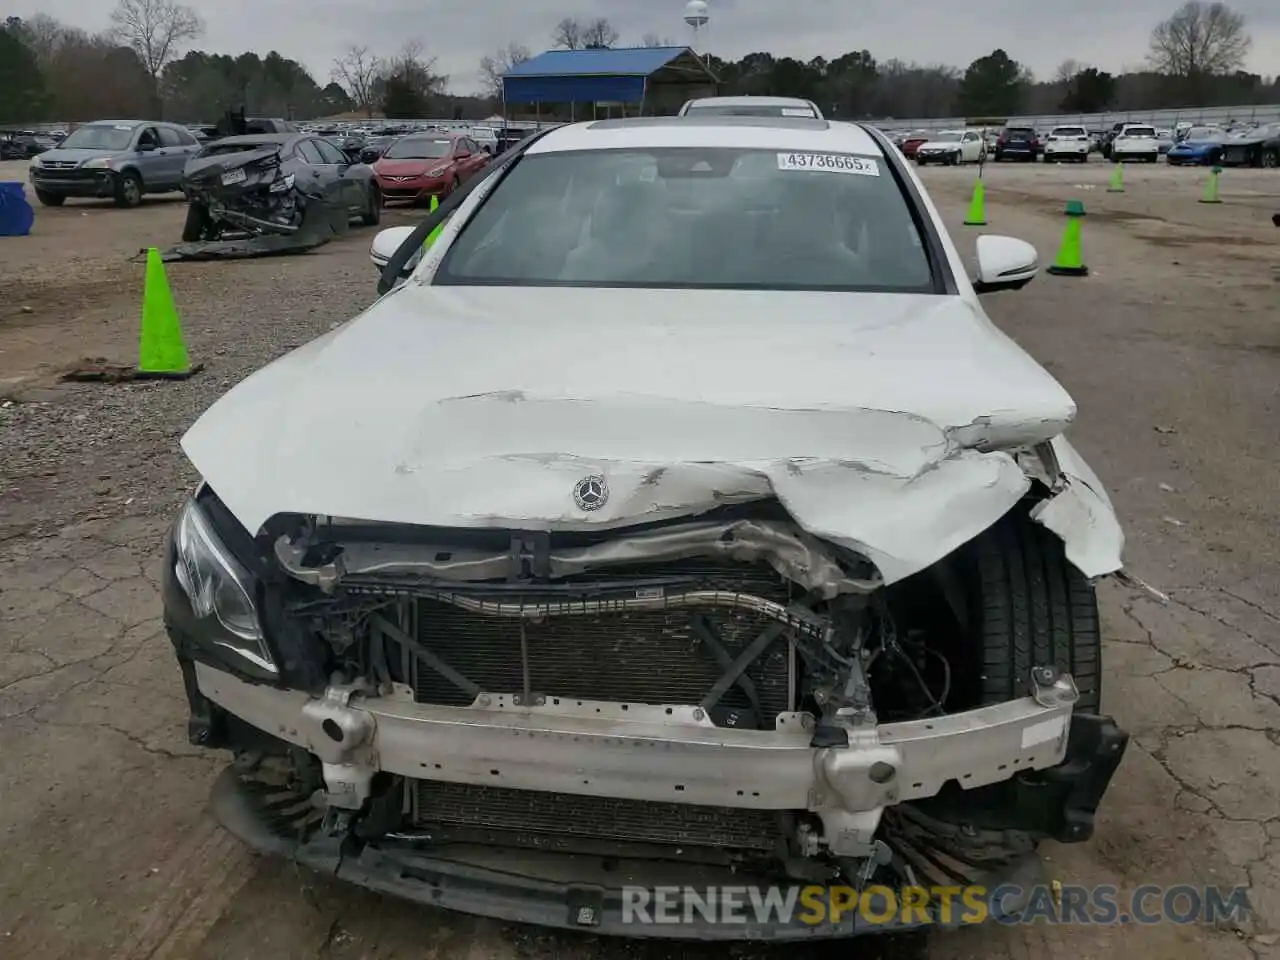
{"left": 182, "top": 285, "right": 1123, "bottom": 584}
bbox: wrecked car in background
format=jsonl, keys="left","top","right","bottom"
{"left": 177, "top": 133, "right": 380, "bottom": 255}
{"left": 165, "top": 116, "right": 1130, "bottom": 939}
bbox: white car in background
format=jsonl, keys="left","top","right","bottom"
{"left": 1111, "top": 124, "right": 1161, "bottom": 163}
{"left": 1043, "top": 125, "right": 1090, "bottom": 163}
{"left": 913, "top": 129, "right": 985, "bottom": 165}
{"left": 678, "top": 95, "right": 824, "bottom": 119}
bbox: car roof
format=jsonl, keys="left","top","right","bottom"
{"left": 81, "top": 120, "right": 147, "bottom": 128}
{"left": 527, "top": 116, "right": 884, "bottom": 157}
{"left": 685, "top": 95, "right": 816, "bottom": 107}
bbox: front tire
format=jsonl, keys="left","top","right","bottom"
{"left": 113, "top": 170, "right": 142, "bottom": 208}
{"left": 35, "top": 189, "right": 65, "bottom": 207}
{"left": 961, "top": 506, "right": 1102, "bottom": 714}
{"left": 181, "top": 202, "right": 212, "bottom": 242}
{"left": 1263, "top": 149, "right": 1279, "bottom": 169}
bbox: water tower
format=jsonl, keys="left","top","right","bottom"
{"left": 684, "top": 0, "right": 710, "bottom": 55}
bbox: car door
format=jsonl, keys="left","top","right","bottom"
{"left": 464, "top": 138, "right": 488, "bottom": 176}
{"left": 293, "top": 138, "right": 342, "bottom": 204}
{"left": 156, "top": 125, "right": 194, "bottom": 186}
{"left": 132, "top": 125, "right": 166, "bottom": 183}
{"left": 314, "top": 138, "right": 365, "bottom": 212}
{"left": 962, "top": 132, "right": 981, "bottom": 162}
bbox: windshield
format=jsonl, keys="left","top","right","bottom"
{"left": 384, "top": 137, "right": 453, "bottom": 159}
{"left": 932, "top": 132, "right": 963, "bottom": 142}
{"left": 688, "top": 103, "right": 817, "bottom": 118}
{"left": 1186, "top": 127, "right": 1219, "bottom": 140}
{"left": 60, "top": 125, "right": 135, "bottom": 151}
{"left": 438, "top": 147, "right": 934, "bottom": 293}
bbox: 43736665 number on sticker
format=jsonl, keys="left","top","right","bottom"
{"left": 777, "top": 152, "right": 880, "bottom": 176}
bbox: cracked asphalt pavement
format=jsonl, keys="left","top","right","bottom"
{"left": 1, "top": 158, "right": 1279, "bottom": 960}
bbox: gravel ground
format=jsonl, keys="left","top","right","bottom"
{"left": 1, "top": 155, "right": 1279, "bottom": 960}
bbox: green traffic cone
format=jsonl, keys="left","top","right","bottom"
{"left": 136, "top": 247, "right": 200, "bottom": 378}
{"left": 423, "top": 193, "right": 444, "bottom": 249}
{"left": 963, "top": 178, "right": 987, "bottom": 226}
{"left": 1047, "top": 200, "right": 1089, "bottom": 277}
{"left": 1199, "top": 165, "right": 1222, "bottom": 204}
{"left": 1107, "top": 162, "right": 1124, "bottom": 193}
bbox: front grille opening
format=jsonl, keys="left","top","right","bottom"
{"left": 414, "top": 781, "right": 782, "bottom": 852}
{"left": 409, "top": 561, "right": 795, "bottom": 719}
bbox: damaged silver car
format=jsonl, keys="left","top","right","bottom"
{"left": 177, "top": 133, "right": 379, "bottom": 255}
{"left": 164, "top": 116, "right": 1129, "bottom": 939}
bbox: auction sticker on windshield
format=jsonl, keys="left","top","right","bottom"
{"left": 777, "top": 152, "right": 879, "bottom": 176}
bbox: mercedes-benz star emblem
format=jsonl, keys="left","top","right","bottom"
{"left": 573, "top": 475, "right": 609, "bottom": 511}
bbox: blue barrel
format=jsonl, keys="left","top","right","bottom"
{"left": 0, "top": 181, "right": 35, "bottom": 237}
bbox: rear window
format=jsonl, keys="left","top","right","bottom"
{"left": 1124, "top": 126, "right": 1156, "bottom": 137}
{"left": 1052, "top": 127, "right": 1086, "bottom": 136}
{"left": 1004, "top": 127, "right": 1036, "bottom": 137}
{"left": 202, "top": 140, "right": 282, "bottom": 156}
{"left": 437, "top": 146, "right": 935, "bottom": 293}
{"left": 687, "top": 103, "right": 818, "bottom": 119}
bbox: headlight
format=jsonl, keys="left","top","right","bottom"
{"left": 82, "top": 157, "right": 110, "bottom": 169}
{"left": 173, "top": 498, "right": 276, "bottom": 673}
{"left": 30, "top": 155, "right": 44, "bottom": 168}
{"left": 426, "top": 166, "right": 447, "bottom": 178}
{"left": 269, "top": 173, "right": 296, "bottom": 193}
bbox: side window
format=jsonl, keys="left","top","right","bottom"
{"left": 315, "top": 139, "right": 348, "bottom": 164}
{"left": 296, "top": 139, "right": 325, "bottom": 165}
{"left": 136, "top": 126, "right": 159, "bottom": 149}
{"left": 157, "top": 126, "right": 185, "bottom": 147}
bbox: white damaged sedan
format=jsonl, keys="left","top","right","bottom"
{"left": 164, "top": 116, "right": 1129, "bottom": 939}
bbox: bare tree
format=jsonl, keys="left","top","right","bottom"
{"left": 582, "top": 17, "right": 619, "bottom": 49}
{"left": 478, "top": 42, "right": 531, "bottom": 99}
{"left": 1053, "top": 59, "right": 1085, "bottom": 84}
{"left": 552, "top": 17, "right": 585, "bottom": 50}
{"left": 108, "top": 0, "right": 203, "bottom": 114}
{"left": 641, "top": 32, "right": 676, "bottom": 47}
{"left": 1148, "top": 1, "right": 1251, "bottom": 77}
{"left": 332, "top": 44, "right": 383, "bottom": 117}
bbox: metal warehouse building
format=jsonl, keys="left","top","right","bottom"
{"left": 501, "top": 47, "right": 719, "bottom": 117}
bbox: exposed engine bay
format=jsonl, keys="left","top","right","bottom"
{"left": 171, "top": 488, "right": 1128, "bottom": 926}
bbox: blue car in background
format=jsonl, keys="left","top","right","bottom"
{"left": 1166, "top": 126, "right": 1225, "bottom": 166}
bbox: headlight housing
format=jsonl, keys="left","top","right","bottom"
{"left": 426, "top": 166, "right": 447, "bottom": 178}
{"left": 82, "top": 157, "right": 111, "bottom": 169}
{"left": 269, "top": 173, "right": 296, "bottom": 193}
{"left": 173, "top": 498, "right": 276, "bottom": 673}
{"left": 29, "top": 155, "right": 44, "bottom": 169}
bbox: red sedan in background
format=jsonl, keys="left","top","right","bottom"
{"left": 371, "top": 133, "right": 489, "bottom": 206}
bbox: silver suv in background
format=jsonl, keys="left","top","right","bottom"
{"left": 27, "top": 120, "right": 202, "bottom": 208}
{"left": 678, "top": 95, "right": 825, "bottom": 119}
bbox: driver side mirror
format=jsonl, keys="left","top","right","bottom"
{"left": 972, "top": 235, "right": 1039, "bottom": 294}
{"left": 370, "top": 225, "right": 418, "bottom": 283}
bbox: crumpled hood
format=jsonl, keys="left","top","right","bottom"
{"left": 183, "top": 284, "right": 1101, "bottom": 583}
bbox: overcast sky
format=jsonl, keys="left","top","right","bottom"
{"left": 15, "top": 0, "right": 1280, "bottom": 95}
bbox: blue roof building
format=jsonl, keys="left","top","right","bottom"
{"left": 502, "top": 47, "right": 719, "bottom": 111}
